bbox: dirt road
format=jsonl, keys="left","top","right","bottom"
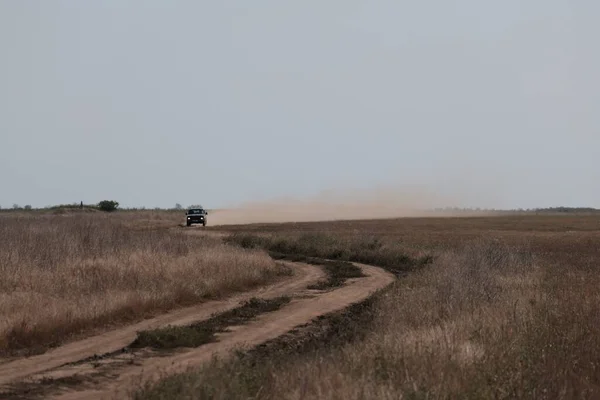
{"left": 0, "top": 261, "right": 394, "bottom": 400}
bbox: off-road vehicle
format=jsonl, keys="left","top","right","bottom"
{"left": 185, "top": 208, "right": 208, "bottom": 227}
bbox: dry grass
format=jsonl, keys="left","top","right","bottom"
{"left": 0, "top": 213, "right": 286, "bottom": 357}
{"left": 251, "top": 239, "right": 540, "bottom": 399}
{"left": 263, "top": 238, "right": 600, "bottom": 399}
{"left": 137, "top": 215, "right": 600, "bottom": 399}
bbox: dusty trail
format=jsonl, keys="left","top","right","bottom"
{"left": 0, "top": 261, "right": 323, "bottom": 388}
{"left": 0, "top": 261, "right": 395, "bottom": 400}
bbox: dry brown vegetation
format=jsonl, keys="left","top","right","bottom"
{"left": 137, "top": 214, "right": 600, "bottom": 399}
{"left": 0, "top": 213, "right": 286, "bottom": 357}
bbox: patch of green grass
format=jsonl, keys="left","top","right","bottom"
{"left": 130, "top": 297, "right": 291, "bottom": 350}
{"left": 1, "top": 374, "right": 89, "bottom": 400}
{"left": 131, "top": 325, "right": 215, "bottom": 350}
{"left": 306, "top": 261, "right": 365, "bottom": 290}
{"left": 268, "top": 252, "right": 365, "bottom": 289}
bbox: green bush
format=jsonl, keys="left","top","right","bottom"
{"left": 97, "top": 200, "right": 119, "bottom": 212}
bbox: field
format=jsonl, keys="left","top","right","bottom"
{"left": 0, "top": 211, "right": 287, "bottom": 358}
{"left": 141, "top": 214, "right": 600, "bottom": 399}
{"left": 1, "top": 211, "right": 600, "bottom": 399}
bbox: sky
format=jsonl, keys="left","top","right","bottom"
{"left": 1, "top": 1, "right": 599, "bottom": 210}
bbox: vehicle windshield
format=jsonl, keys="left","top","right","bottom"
{"left": 187, "top": 209, "right": 204, "bottom": 215}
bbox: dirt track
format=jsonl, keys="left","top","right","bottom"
{"left": 0, "top": 260, "right": 394, "bottom": 400}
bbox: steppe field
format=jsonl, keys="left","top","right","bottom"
{"left": 1, "top": 210, "right": 600, "bottom": 399}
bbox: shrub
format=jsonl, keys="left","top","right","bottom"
{"left": 97, "top": 200, "right": 119, "bottom": 212}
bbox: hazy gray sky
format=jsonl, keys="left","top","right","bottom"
{"left": 1, "top": 1, "right": 598, "bottom": 209}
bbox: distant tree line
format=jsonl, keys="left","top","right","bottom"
{"left": 2, "top": 201, "right": 119, "bottom": 212}
{"left": 533, "top": 207, "right": 600, "bottom": 213}
{"left": 0, "top": 201, "right": 209, "bottom": 213}
{"left": 432, "top": 207, "right": 600, "bottom": 214}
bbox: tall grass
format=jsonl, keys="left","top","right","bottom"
{"left": 0, "top": 214, "right": 285, "bottom": 357}
{"left": 137, "top": 235, "right": 600, "bottom": 399}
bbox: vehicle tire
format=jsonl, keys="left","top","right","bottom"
{"left": 203, "top": 222, "right": 206, "bottom": 227}
{"left": 186, "top": 222, "right": 191, "bottom": 227}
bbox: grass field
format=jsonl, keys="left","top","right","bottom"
{"left": 136, "top": 214, "right": 600, "bottom": 399}
{"left": 0, "top": 213, "right": 287, "bottom": 357}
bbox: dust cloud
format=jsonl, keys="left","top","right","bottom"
{"left": 208, "top": 186, "right": 486, "bottom": 226}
